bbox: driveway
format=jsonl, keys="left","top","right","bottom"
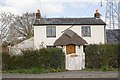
{"left": 2, "top": 71, "right": 118, "bottom": 78}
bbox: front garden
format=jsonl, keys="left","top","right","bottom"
{"left": 2, "top": 48, "right": 65, "bottom": 73}
{"left": 2, "top": 44, "right": 119, "bottom": 73}
{"left": 85, "top": 44, "right": 119, "bottom": 71}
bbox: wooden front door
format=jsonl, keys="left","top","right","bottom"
{"left": 66, "top": 44, "right": 76, "bottom": 55}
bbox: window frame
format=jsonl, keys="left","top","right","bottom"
{"left": 46, "top": 26, "right": 56, "bottom": 38}
{"left": 81, "top": 26, "right": 91, "bottom": 37}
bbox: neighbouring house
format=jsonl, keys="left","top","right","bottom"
{"left": 9, "top": 37, "right": 34, "bottom": 54}
{"left": 106, "top": 29, "right": 120, "bottom": 44}
{"left": 33, "top": 9, "right": 106, "bottom": 70}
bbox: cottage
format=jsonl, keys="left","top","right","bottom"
{"left": 34, "top": 9, "right": 106, "bottom": 70}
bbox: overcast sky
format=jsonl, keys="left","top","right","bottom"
{"left": 0, "top": 0, "right": 107, "bottom": 19}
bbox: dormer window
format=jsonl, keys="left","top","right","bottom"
{"left": 46, "top": 26, "right": 56, "bottom": 38}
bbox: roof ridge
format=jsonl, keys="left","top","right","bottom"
{"left": 34, "top": 17, "right": 106, "bottom": 25}
{"left": 44, "top": 17, "right": 95, "bottom": 19}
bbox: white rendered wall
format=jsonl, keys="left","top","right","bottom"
{"left": 34, "top": 25, "right": 105, "bottom": 49}
{"left": 82, "top": 25, "right": 105, "bottom": 44}
{"left": 9, "top": 37, "right": 34, "bottom": 54}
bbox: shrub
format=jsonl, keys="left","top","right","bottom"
{"left": 85, "top": 44, "right": 119, "bottom": 69}
{"left": 48, "top": 48, "right": 65, "bottom": 69}
{"left": 85, "top": 44, "right": 103, "bottom": 68}
{"left": 2, "top": 52, "right": 11, "bottom": 70}
{"left": 2, "top": 48, "right": 65, "bottom": 71}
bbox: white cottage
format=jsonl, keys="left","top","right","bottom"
{"left": 34, "top": 10, "right": 106, "bottom": 70}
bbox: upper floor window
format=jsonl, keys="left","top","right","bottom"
{"left": 46, "top": 26, "right": 56, "bottom": 38}
{"left": 81, "top": 26, "right": 91, "bottom": 37}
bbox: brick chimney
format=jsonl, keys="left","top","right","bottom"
{"left": 36, "top": 9, "right": 41, "bottom": 19}
{"left": 94, "top": 9, "right": 101, "bottom": 18}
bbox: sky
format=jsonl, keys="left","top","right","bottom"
{"left": 0, "top": 0, "right": 107, "bottom": 19}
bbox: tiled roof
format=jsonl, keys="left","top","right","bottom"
{"left": 34, "top": 18, "right": 106, "bottom": 25}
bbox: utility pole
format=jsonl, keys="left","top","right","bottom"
{"left": 105, "top": 0, "right": 119, "bottom": 29}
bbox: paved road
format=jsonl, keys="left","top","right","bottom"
{"left": 2, "top": 71, "right": 118, "bottom": 78}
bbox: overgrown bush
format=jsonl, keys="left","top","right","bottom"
{"left": 85, "top": 44, "right": 119, "bottom": 69}
{"left": 2, "top": 48, "right": 65, "bottom": 71}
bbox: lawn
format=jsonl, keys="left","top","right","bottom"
{"left": 3, "top": 67, "right": 66, "bottom": 74}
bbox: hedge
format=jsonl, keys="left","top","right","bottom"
{"left": 2, "top": 44, "right": 119, "bottom": 71}
{"left": 2, "top": 48, "right": 65, "bottom": 70}
{"left": 85, "top": 44, "right": 119, "bottom": 69}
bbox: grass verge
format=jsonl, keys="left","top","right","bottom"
{"left": 3, "top": 67, "right": 66, "bottom": 74}
{"left": 82, "top": 68, "right": 118, "bottom": 72}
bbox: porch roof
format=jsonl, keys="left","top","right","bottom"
{"left": 54, "top": 30, "right": 87, "bottom": 46}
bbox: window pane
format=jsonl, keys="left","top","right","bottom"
{"left": 47, "top": 27, "right": 51, "bottom": 37}
{"left": 46, "top": 26, "right": 56, "bottom": 37}
{"left": 81, "top": 26, "right": 91, "bottom": 37}
{"left": 51, "top": 27, "right": 56, "bottom": 37}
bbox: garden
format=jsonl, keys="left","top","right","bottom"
{"left": 2, "top": 44, "right": 119, "bottom": 73}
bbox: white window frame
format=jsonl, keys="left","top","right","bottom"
{"left": 81, "top": 26, "right": 91, "bottom": 37}
{"left": 46, "top": 26, "right": 56, "bottom": 38}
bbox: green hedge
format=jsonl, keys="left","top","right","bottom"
{"left": 2, "top": 48, "right": 65, "bottom": 70}
{"left": 3, "top": 44, "right": 119, "bottom": 71}
{"left": 85, "top": 44, "right": 119, "bottom": 69}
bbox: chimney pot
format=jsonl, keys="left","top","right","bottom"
{"left": 36, "top": 9, "right": 41, "bottom": 19}
{"left": 94, "top": 9, "right": 101, "bottom": 18}
{"left": 37, "top": 9, "right": 40, "bottom": 13}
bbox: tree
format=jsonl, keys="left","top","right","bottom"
{"left": 0, "top": 12, "right": 14, "bottom": 43}
{"left": 12, "top": 13, "right": 35, "bottom": 40}
{"left": 7, "top": 12, "right": 36, "bottom": 45}
{"left": 1, "top": 12, "right": 36, "bottom": 45}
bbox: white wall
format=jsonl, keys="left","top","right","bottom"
{"left": 9, "top": 37, "right": 34, "bottom": 54}
{"left": 82, "top": 25, "right": 105, "bottom": 44}
{"left": 34, "top": 25, "right": 105, "bottom": 49}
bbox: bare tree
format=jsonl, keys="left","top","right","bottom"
{"left": 0, "top": 12, "right": 14, "bottom": 43}
{"left": 12, "top": 13, "right": 35, "bottom": 40}
{"left": 6, "top": 12, "right": 36, "bottom": 46}
{"left": 1, "top": 12, "right": 36, "bottom": 45}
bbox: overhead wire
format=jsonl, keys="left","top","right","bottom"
{"left": 74, "top": 2, "right": 95, "bottom": 17}
{"left": 73, "top": 0, "right": 105, "bottom": 17}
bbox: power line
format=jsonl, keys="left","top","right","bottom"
{"left": 105, "top": 0, "right": 119, "bottom": 29}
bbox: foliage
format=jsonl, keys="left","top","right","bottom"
{"left": 2, "top": 48, "right": 65, "bottom": 72}
{"left": 3, "top": 67, "right": 65, "bottom": 74}
{"left": 85, "top": 44, "right": 119, "bottom": 69}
